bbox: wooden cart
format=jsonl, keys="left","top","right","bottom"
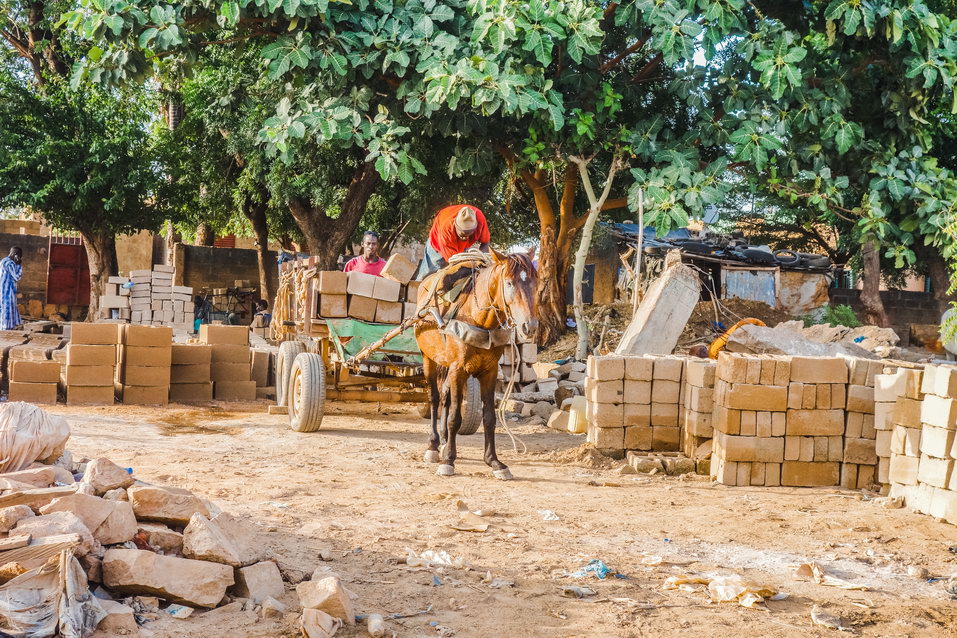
{"left": 275, "top": 317, "right": 482, "bottom": 434}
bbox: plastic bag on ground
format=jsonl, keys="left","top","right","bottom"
{"left": 0, "top": 403, "right": 70, "bottom": 473}
{"left": 0, "top": 550, "right": 105, "bottom": 637}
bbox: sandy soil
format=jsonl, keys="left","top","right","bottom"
{"left": 48, "top": 401, "right": 957, "bottom": 638}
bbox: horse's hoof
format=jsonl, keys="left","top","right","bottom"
{"left": 493, "top": 468, "right": 514, "bottom": 481}
{"left": 424, "top": 450, "right": 440, "bottom": 463}
{"left": 437, "top": 464, "right": 455, "bottom": 477}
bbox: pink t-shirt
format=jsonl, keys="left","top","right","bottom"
{"left": 343, "top": 256, "right": 386, "bottom": 276}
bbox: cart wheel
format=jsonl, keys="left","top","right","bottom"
{"left": 459, "top": 377, "right": 483, "bottom": 436}
{"left": 289, "top": 353, "right": 326, "bottom": 433}
{"left": 276, "top": 341, "right": 306, "bottom": 407}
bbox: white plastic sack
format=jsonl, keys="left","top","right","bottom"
{"left": 0, "top": 551, "right": 105, "bottom": 637}
{"left": 0, "top": 403, "right": 70, "bottom": 473}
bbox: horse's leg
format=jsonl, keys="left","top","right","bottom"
{"left": 437, "top": 366, "right": 466, "bottom": 477}
{"left": 479, "top": 367, "right": 512, "bottom": 480}
{"left": 423, "top": 357, "right": 440, "bottom": 464}
{"left": 438, "top": 367, "right": 451, "bottom": 448}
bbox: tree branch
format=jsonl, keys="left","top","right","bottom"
{"left": 599, "top": 37, "right": 647, "bottom": 74}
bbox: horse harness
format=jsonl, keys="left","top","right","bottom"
{"left": 426, "top": 262, "right": 513, "bottom": 350}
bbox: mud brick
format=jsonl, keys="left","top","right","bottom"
{"left": 319, "top": 295, "right": 347, "bottom": 318}
{"left": 623, "top": 402, "right": 651, "bottom": 427}
{"left": 787, "top": 383, "right": 804, "bottom": 409}
{"left": 759, "top": 358, "right": 776, "bottom": 385}
{"left": 652, "top": 426, "right": 679, "bottom": 451}
{"left": 786, "top": 409, "right": 844, "bottom": 436}
{"left": 717, "top": 352, "right": 748, "bottom": 384}
{"left": 831, "top": 384, "right": 846, "bottom": 410}
{"left": 784, "top": 436, "right": 801, "bottom": 461}
{"left": 840, "top": 463, "right": 859, "bottom": 489}
{"left": 781, "top": 461, "right": 839, "bottom": 486}
{"left": 845, "top": 412, "right": 864, "bottom": 439}
{"left": 875, "top": 370, "right": 920, "bottom": 402}
{"left": 738, "top": 411, "right": 756, "bottom": 436}
{"left": 802, "top": 384, "right": 817, "bottom": 409}
{"left": 711, "top": 457, "right": 738, "bottom": 485}
{"left": 813, "top": 436, "right": 828, "bottom": 462}
{"left": 624, "top": 356, "right": 653, "bottom": 381}
{"left": 317, "top": 271, "right": 347, "bottom": 295}
{"left": 685, "top": 385, "right": 713, "bottom": 412}
{"left": 828, "top": 436, "right": 843, "bottom": 462}
{"left": 624, "top": 425, "right": 652, "bottom": 450}
{"left": 789, "top": 357, "right": 848, "bottom": 383}
{"left": 652, "top": 357, "right": 682, "bottom": 382}
{"left": 893, "top": 397, "right": 923, "bottom": 428}
{"left": 848, "top": 358, "right": 868, "bottom": 386}
{"left": 587, "top": 401, "right": 623, "bottom": 428}
{"left": 590, "top": 425, "right": 625, "bottom": 450}
{"left": 816, "top": 383, "right": 831, "bottom": 409}
{"left": 751, "top": 461, "right": 766, "bottom": 486}
{"left": 11, "top": 361, "right": 60, "bottom": 384}
{"left": 876, "top": 430, "right": 892, "bottom": 457}
{"left": 878, "top": 457, "right": 890, "bottom": 484}
{"left": 347, "top": 296, "right": 377, "bottom": 322}
{"left": 650, "top": 402, "right": 678, "bottom": 426}
{"left": 725, "top": 384, "right": 787, "bottom": 411}
{"left": 587, "top": 355, "right": 625, "bottom": 381}
{"left": 916, "top": 455, "right": 953, "bottom": 489}
{"left": 745, "top": 358, "right": 762, "bottom": 384}
{"left": 683, "top": 409, "right": 712, "bottom": 437}
{"left": 773, "top": 359, "right": 791, "bottom": 386}
{"left": 8, "top": 382, "right": 57, "bottom": 404}
{"left": 923, "top": 365, "right": 957, "bottom": 398}
{"left": 652, "top": 379, "right": 680, "bottom": 404}
{"left": 585, "top": 379, "right": 624, "bottom": 404}
{"left": 765, "top": 462, "right": 782, "bottom": 487}
{"left": 921, "top": 394, "right": 957, "bottom": 430}
{"left": 800, "top": 437, "right": 815, "bottom": 462}
{"left": 771, "top": 412, "right": 786, "bottom": 437}
{"left": 755, "top": 411, "right": 772, "bottom": 438}
{"left": 846, "top": 385, "right": 874, "bottom": 414}
{"left": 623, "top": 380, "right": 652, "bottom": 404}
{"left": 843, "top": 438, "right": 875, "bottom": 465}
{"left": 861, "top": 414, "right": 876, "bottom": 439}
{"left": 736, "top": 462, "right": 752, "bottom": 487}
{"left": 891, "top": 425, "right": 921, "bottom": 457}
{"left": 714, "top": 406, "right": 741, "bottom": 435}
{"left": 856, "top": 465, "right": 877, "bottom": 489}
{"left": 874, "top": 402, "right": 894, "bottom": 431}
{"left": 920, "top": 425, "right": 956, "bottom": 459}
{"left": 684, "top": 359, "right": 715, "bottom": 387}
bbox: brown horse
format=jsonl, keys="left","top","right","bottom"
{"left": 415, "top": 250, "right": 538, "bottom": 480}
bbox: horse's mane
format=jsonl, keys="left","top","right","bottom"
{"left": 503, "top": 252, "right": 534, "bottom": 278}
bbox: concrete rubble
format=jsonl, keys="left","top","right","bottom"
{"left": 0, "top": 404, "right": 364, "bottom": 637}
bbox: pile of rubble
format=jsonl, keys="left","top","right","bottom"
{"left": 0, "top": 402, "right": 364, "bottom": 637}
{"left": 499, "top": 360, "right": 586, "bottom": 424}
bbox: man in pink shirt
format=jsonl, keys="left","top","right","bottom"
{"left": 343, "top": 231, "right": 386, "bottom": 276}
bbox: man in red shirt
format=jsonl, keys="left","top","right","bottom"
{"left": 343, "top": 231, "right": 386, "bottom": 276}
{"left": 415, "top": 205, "right": 491, "bottom": 279}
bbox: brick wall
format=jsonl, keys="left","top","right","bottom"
{"left": 173, "top": 243, "right": 279, "bottom": 304}
{"left": 829, "top": 288, "right": 947, "bottom": 338}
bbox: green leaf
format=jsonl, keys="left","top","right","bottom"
{"left": 138, "top": 27, "right": 157, "bottom": 48}
{"left": 413, "top": 15, "right": 433, "bottom": 38}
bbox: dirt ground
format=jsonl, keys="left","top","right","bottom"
{"left": 49, "top": 401, "right": 957, "bottom": 638}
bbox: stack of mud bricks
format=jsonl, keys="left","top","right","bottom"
{"left": 201, "top": 325, "right": 256, "bottom": 401}
{"left": 888, "top": 365, "right": 957, "bottom": 524}
{"left": 115, "top": 325, "right": 172, "bottom": 405}
{"left": 313, "top": 264, "right": 418, "bottom": 326}
{"left": 61, "top": 323, "right": 119, "bottom": 405}
{"left": 584, "top": 354, "right": 685, "bottom": 454}
{"left": 99, "top": 277, "right": 131, "bottom": 320}
{"left": 123, "top": 267, "right": 193, "bottom": 330}
{"left": 873, "top": 364, "right": 924, "bottom": 488}
{"left": 840, "top": 358, "right": 883, "bottom": 490}
{"left": 499, "top": 342, "right": 538, "bottom": 391}
{"left": 169, "top": 344, "right": 212, "bottom": 403}
{"left": 711, "top": 353, "right": 849, "bottom": 487}
{"left": 8, "top": 358, "right": 60, "bottom": 404}
{"left": 681, "top": 359, "right": 716, "bottom": 460}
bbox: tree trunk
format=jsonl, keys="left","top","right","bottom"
{"left": 916, "top": 242, "right": 956, "bottom": 308}
{"left": 164, "top": 224, "right": 180, "bottom": 265}
{"left": 858, "top": 239, "right": 888, "bottom": 327}
{"left": 81, "top": 229, "right": 117, "bottom": 322}
{"left": 196, "top": 222, "right": 215, "bottom": 246}
{"left": 244, "top": 200, "right": 274, "bottom": 306}
{"left": 287, "top": 160, "right": 380, "bottom": 269}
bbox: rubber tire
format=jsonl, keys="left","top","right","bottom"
{"left": 774, "top": 249, "right": 801, "bottom": 266}
{"left": 276, "top": 341, "right": 306, "bottom": 407}
{"left": 288, "top": 353, "right": 326, "bottom": 433}
{"left": 458, "top": 377, "right": 482, "bottom": 436}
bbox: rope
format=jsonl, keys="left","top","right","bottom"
{"left": 495, "top": 338, "right": 528, "bottom": 455}
{"left": 271, "top": 267, "right": 296, "bottom": 341}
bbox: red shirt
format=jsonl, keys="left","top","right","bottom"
{"left": 343, "top": 256, "right": 386, "bottom": 276}
{"left": 428, "top": 205, "right": 491, "bottom": 261}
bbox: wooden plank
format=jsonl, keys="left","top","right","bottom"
{"left": 326, "top": 390, "right": 428, "bottom": 403}
{"left": 0, "top": 485, "right": 77, "bottom": 511}
{"left": 0, "top": 535, "right": 30, "bottom": 551}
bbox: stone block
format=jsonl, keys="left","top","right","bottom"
{"left": 844, "top": 438, "right": 877, "bottom": 465}
{"left": 586, "top": 355, "right": 625, "bottom": 381}
{"left": 876, "top": 430, "right": 892, "bottom": 458}
{"left": 297, "top": 576, "right": 355, "bottom": 624}
{"left": 684, "top": 385, "right": 713, "bottom": 412}
{"left": 893, "top": 397, "right": 922, "bottom": 428}
{"left": 102, "top": 548, "right": 234, "bottom": 608}
{"left": 714, "top": 432, "right": 783, "bottom": 463}
{"left": 232, "top": 561, "right": 285, "bottom": 604}
{"left": 14, "top": 511, "right": 93, "bottom": 556}
{"left": 39, "top": 493, "right": 113, "bottom": 534}
{"left": 813, "top": 436, "right": 828, "bottom": 462}
{"left": 717, "top": 352, "right": 748, "bottom": 384}
{"left": 920, "top": 425, "right": 956, "bottom": 459}
{"left": 921, "top": 394, "right": 957, "bottom": 429}
{"left": 781, "top": 461, "right": 840, "bottom": 486}
{"left": 128, "top": 485, "right": 209, "bottom": 525}
{"left": 815, "top": 383, "right": 832, "bottom": 409}
{"left": 845, "top": 412, "right": 863, "bottom": 439}
{"left": 771, "top": 412, "right": 786, "bottom": 437}
{"left": 739, "top": 411, "right": 756, "bottom": 436}
{"left": 651, "top": 426, "right": 679, "bottom": 451}
{"left": 622, "top": 380, "right": 652, "bottom": 404}
{"left": 624, "top": 425, "right": 652, "bottom": 450}
{"left": 590, "top": 425, "right": 624, "bottom": 450}
{"left": 745, "top": 358, "right": 762, "bottom": 384}
{"left": 96, "top": 599, "right": 138, "bottom": 635}
{"left": 714, "top": 406, "right": 740, "bottom": 435}
{"left": 584, "top": 378, "right": 623, "bottom": 404}
{"left": 547, "top": 411, "right": 569, "bottom": 432}
{"left": 137, "top": 522, "right": 183, "bottom": 554}
{"left": 623, "top": 356, "right": 653, "bottom": 381}
{"left": 95, "top": 500, "right": 138, "bottom": 545}
{"left": 756, "top": 411, "right": 772, "bottom": 438}
{"left": 789, "top": 357, "right": 848, "bottom": 383}
{"left": 888, "top": 454, "right": 920, "bottom": 485}
{"left": 623, "top": 402, "right": 651, "bottom": 427}
{"left": 873, "top": 402, "right": 894, "bottom": 431}
{"left": 785, "top": 409, "right": 844, "bottom": 436}
{"left": 916, "top": 454, "right": 953, "bottom": 489}
{"left": 724, "top": 384, "right": 787, "bottom": 411}
{"left": 683, "top": 409, "right": 712, "bottom": 437}
{"left": 773, "top": 358, "right": 791, "bottom": 386}
{"left": 586, "top": 401, "right": 623, "bottom": 428}
{"left": 650, "top": 402, "right": 678, "bottom": 426}
{"left": 0, "top": 505, "right": 34, "bottom": 533}
{"left": 652, "top": 357, "right": 683, "bottom": 382}
{"left": 82, "top": 458, "right": 134, "bottom": 494}
{"left": 684, "top": 360, "right": 715, "bottom": 387}
{"left": 651, "top": 379, "right": 680, "bottom": 404}
{"left": 891, "top": 425, "right": 921, "bottom": 457}
{"left": 828, "top": 435, "right": 843, "bottom": 462}
{"left": 301, "top": 609, "right": 339, "bottom": 638}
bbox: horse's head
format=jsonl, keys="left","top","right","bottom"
{"left": 491, "top": 249, "right": 538, "bottom": 343}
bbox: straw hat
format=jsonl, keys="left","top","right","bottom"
{"left": 454, "top": 206, "right": 478, "bottom": 235}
